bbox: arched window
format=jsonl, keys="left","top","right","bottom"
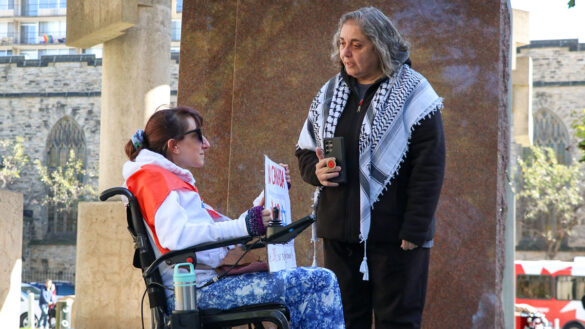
{"left": 45, "top": 116, "right": 86, "bottom": 238}
{"left": 533, "top": 110, "right": 571, "bottom": 165}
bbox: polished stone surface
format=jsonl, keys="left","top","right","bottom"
{"left": 178, "top": 1, "right": 510, "bottom": 327}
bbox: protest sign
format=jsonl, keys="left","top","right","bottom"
{"left": 264, "top": 155, "right": 296, "bottom": 272}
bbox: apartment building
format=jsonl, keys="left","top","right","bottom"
{"left": 0, "top": 0, "right": 183, "bottom": 58}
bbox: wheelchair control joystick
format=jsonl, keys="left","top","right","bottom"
{"left": 266, "top": 206, "right": 284, "bottom": 240}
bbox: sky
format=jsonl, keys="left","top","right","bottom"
{"left": 511, "top": 0, "right": 585, "bottom": 42}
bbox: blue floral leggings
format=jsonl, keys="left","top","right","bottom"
{"left": 168, "top": 267, "right": 345, "bottom": 329}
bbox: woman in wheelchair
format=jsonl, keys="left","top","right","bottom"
{"left": 123, "top": 106, "right": 345, "bottom": 328}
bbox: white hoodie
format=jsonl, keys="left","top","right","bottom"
{"left": 122, "top": 149, "right": 251, "bottom": 291}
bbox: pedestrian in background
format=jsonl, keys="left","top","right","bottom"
{"left": 48, "top": 281, "right": 57, "bottom": 328}
{"left": 39, "top": 279, "right": 56, "bottom": 329}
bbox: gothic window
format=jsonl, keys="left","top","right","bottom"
{"left": 517, "top": 109, "right": 572, "bottom": 250}
{"left": 46, "top": 116, "right": 86, "bottom": 238}
{"left": 533, "top": 109, "right": 571, "bottom": 165}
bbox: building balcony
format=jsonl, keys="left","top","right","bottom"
{"left": 37, "top": 33, "right": 65, "bottom": 44}
{"left": 0, "top": 33, "right": 15, "bottom": 46}
{"left": 21, "top": 6, "right": 66, "bottom": 17}
{"left": 0, "top": 6, "right": 66, "bottom": 18}
{"left": 10, "top": 32, "right": 65, "bottom": 45}
{"left": 0, "top": 8, "right": 15, "bottom": 18}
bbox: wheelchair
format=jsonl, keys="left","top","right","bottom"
{"left": 100, "top": 187, "right": 314, "bottom": 329}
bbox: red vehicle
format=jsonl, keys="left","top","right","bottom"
{"left": 516, "top": 259, "right": 585, "bottom": 329}
{"left": 515, "top": 303, "right": 551, "bottom": 329}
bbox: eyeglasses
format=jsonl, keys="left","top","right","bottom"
{"left": 182, "top": 128, "right": 204, "bottom": 143}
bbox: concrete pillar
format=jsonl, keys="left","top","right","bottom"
{"left": 74, "top": 202, "right": 149, "bottom": 329}
{"left": 0, "top": 189, "right": 23, "bottom": 329}
{"left": 74, "top": 1, "right": 171, "bottom": 328}
{"left": 512, "top": 56, "right": 533, "bottom": 147}
{"left": 98, "top": 0, "right": 171, "bottom": 192}
{"left": 511, "top": 9, "right": 530, "bottom": 71}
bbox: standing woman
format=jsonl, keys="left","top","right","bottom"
{"left": 296, "top": 7, "right": 445, "bottom": 329}
{"left": 123, "top": 106, "right": 345, "bottom": 329}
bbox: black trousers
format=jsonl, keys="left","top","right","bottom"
{"left": 323, "top": 239, "right": 430, "bottom": 329}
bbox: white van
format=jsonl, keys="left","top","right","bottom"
{"left": 20, "top": 291, "right": 42, "bottom": 328}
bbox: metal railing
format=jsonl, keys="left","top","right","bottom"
{"left": 37, "top": 32, "right": 66, "bottom": 44}
{"left": 0, "top": 32, "right": 16, "bottom": 45}
{"left": 14, "top": 32, "right": 66, "bottom": 45}
{"left": 21, "top": 6, "right": 65, "bottom": 17}
{"left": 22, "top": 268, "right": 75, "bottom": 284}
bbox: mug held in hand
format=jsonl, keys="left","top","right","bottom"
{"left": 323, "top": 137, "right": 346, "bottom": 184}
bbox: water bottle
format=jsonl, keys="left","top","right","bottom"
{"left": 173, "top": 263, "right": 197, "bottom": 311}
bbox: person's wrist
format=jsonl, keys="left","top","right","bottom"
{"left": 245, "top": 206, "right": 266, "bottom": 236}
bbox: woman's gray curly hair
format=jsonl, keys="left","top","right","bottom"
{"left": 331, "top": 7, "right": 410, "bottom": 77}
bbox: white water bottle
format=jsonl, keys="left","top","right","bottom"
{"left": 173, "top": 263, "right": 197, "bottom": 311}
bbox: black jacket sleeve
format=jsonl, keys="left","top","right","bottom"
{"left": 398, "top": 110, "right": 446, "bottom": 246}
{"left": 295, "top": 148, "right": 322, "bottom": 187}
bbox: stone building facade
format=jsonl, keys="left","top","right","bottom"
{"left": 519, "top": 39, "right": 585, "bottom": 162}
{"left": 0, "top": 54, "right": 179, "bottom": 281}
{"left": 515, "top": 39, "right": 585, "bottom": 258}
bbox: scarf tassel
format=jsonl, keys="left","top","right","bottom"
{"left": 359, "top": 257, "right": 369, "bottom": 281}
{"left": 359, "top": 242, "right": 369, "bottom": 281}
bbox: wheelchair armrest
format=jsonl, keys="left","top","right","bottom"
{"left": 143, "top": 235, "right": 255, "bottom": 278}
{"left": 144, "top": 214, "right": 315, "bottom": 278}
{"left": 261, "top": 214, "right": 315, "bottom": 244}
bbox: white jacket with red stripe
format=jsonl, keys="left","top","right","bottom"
{"left": 123, "top": 149, "right": 253, "bottom": 290}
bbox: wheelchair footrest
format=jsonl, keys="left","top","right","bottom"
{"left": 200, "top": 303, "right": 290, "bottom": 329}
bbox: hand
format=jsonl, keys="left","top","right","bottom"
{"left": 401, "top": 240, "right": 418, "bottom": 250}
{"left": 261, "top": 208, "right": 272, "bottom": 227}
{"left": 257, "top": 195, "right": 265, "bottom": 207}
{"left": 315, "top": 147, "right": 341, "bottom": 187}
{"left": 278, "top": 163, "right": 291, "bottom": 186}
{"left": 255, "top": 195, "right": 274, "bottom": 227}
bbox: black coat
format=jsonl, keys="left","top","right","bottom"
{"left": 296, "top": 72, "right": 445, "bottom": 246}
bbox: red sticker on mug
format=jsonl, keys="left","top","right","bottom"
{"left": 327, "top": 159, "right": 336, "bottom": 169}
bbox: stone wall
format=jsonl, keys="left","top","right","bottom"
{"left": 26, "top": 245, "right": 77, "bottom": 280}
{"left": 0, "top": 57, "right": 102, "bottom": 93}
{"left": 0, "top": 54, "right": 179, "bottom": 279}
{"left": 519, "top": 40, "right": 585, "bottom": 83}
